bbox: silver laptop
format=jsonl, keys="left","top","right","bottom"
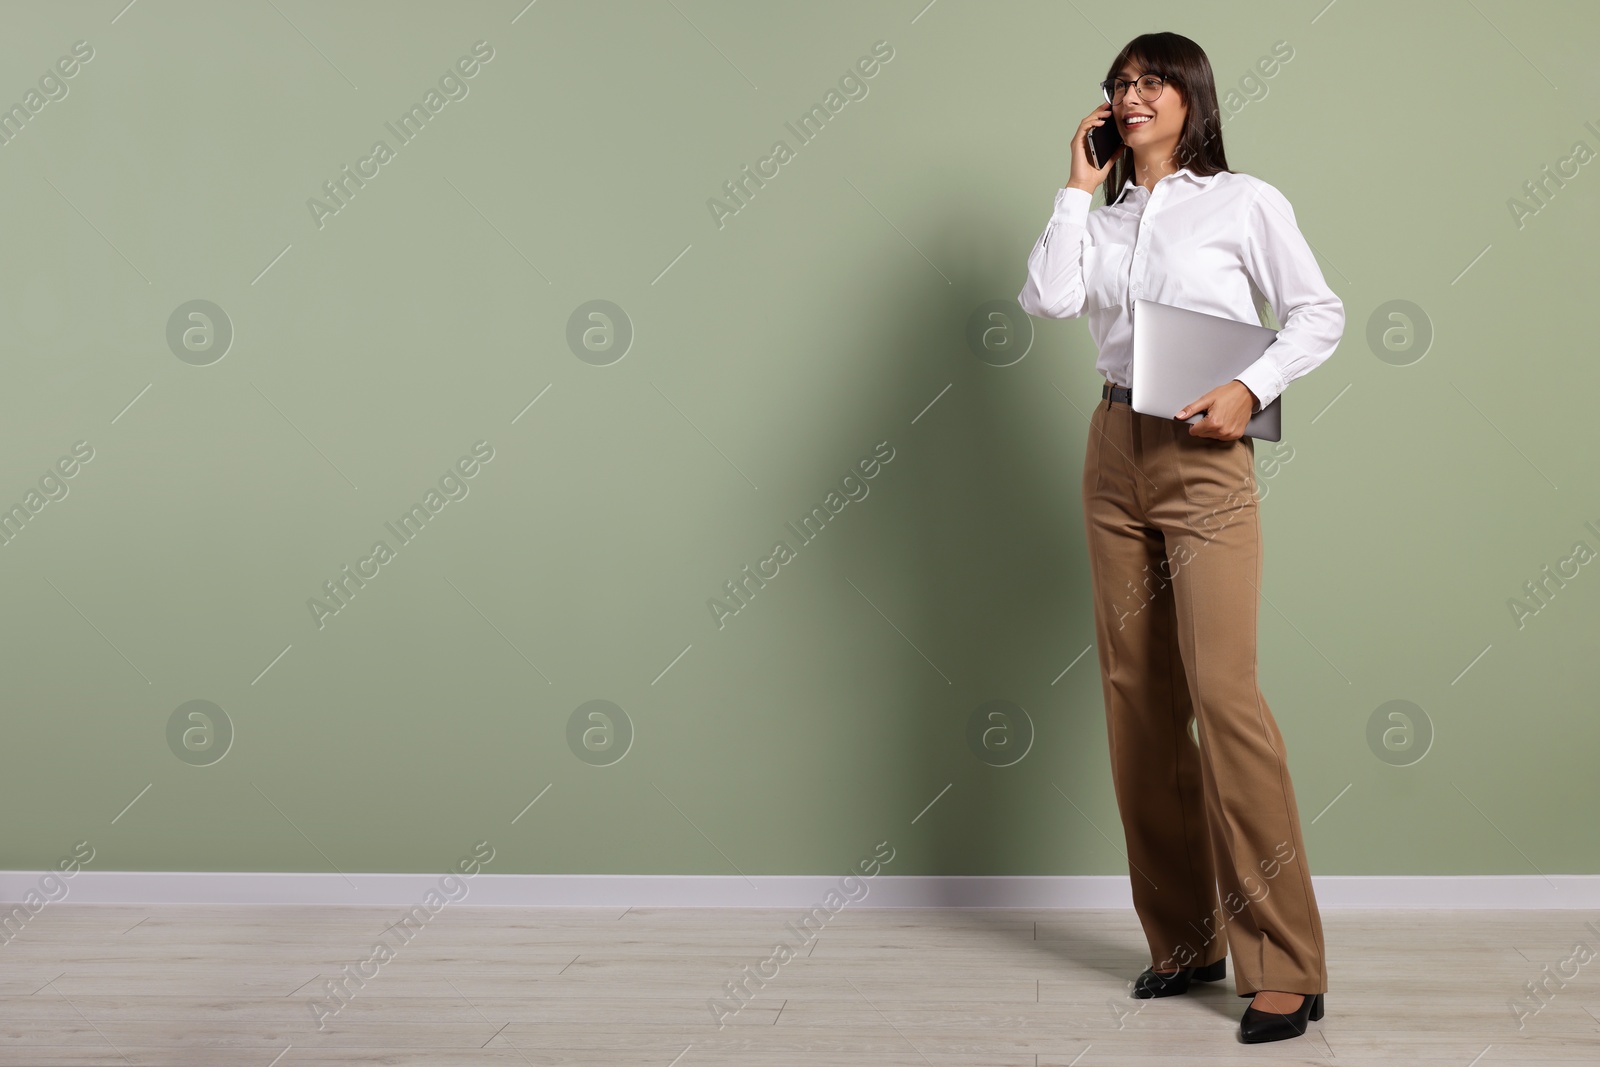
{"left": 1131, "top": 298, "right": 1282, "bottom": 442}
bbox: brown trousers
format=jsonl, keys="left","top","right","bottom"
{"left": 1082, "top": 383, "right": 1328, "bottom": 998}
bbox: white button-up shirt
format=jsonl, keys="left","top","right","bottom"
{"left": 1016, "top": 168, "right": 1344, "bottom": 411}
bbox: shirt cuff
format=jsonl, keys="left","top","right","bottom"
{"left": 1232, "top": 360, "right": 1282, "bottom": 413}
{"left": 1052, "top": 186, "right": 1092, "bottom": 228}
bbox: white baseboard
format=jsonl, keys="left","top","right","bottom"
{"left": 0, "top": 872, "right": 1596, "bottom": 908}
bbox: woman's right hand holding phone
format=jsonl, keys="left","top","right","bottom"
{"left": 1068, "top": 102, "right": 1119, "bottom": 193}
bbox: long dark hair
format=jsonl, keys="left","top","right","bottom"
{"left": 1100, "top": 32, "right": 1231, "bottom": 206}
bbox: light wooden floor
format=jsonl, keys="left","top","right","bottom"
{"left": 0, "top": 905, "right": 1595, "bottom": 1064}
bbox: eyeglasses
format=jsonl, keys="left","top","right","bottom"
{"left": 1101, "top": 73, "right": 1166, "bottom": 104}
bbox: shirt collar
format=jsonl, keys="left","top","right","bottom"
{"left": 1118, "top": 166, "right": 1219, "bottom": 194}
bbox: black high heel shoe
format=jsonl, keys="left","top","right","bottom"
{"left": 1130, "top": 956, "right": 1226, "bottom": 999}
{"left": 1238, "top": 991, "right": 1324, "bottom": 1043}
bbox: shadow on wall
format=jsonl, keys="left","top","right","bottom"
{"left": 836, "top": 185, "right": 1108, "bottom": 897}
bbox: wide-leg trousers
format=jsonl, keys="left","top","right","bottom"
{"left": 1081, "top": 381, "right": 1328, "bottom": 998}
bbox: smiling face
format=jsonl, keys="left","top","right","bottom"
{"left": 1112, "top": 63, "right": 1187, "bottom": 160}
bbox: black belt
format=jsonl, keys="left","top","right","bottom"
{"left": 1101, "top": 381, "right": 1132, "bottom": 405}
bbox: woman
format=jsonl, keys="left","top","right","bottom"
{"left": 1017, "top": 33, "right": 1343, "bottom": 1044}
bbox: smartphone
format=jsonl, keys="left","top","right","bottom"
{"left": 1086, "top": 106, "right": 1123, "bottom": 170}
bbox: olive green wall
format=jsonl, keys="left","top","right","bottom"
{"left": 1, "top": 0, "right": 1594, "bottom": 877}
